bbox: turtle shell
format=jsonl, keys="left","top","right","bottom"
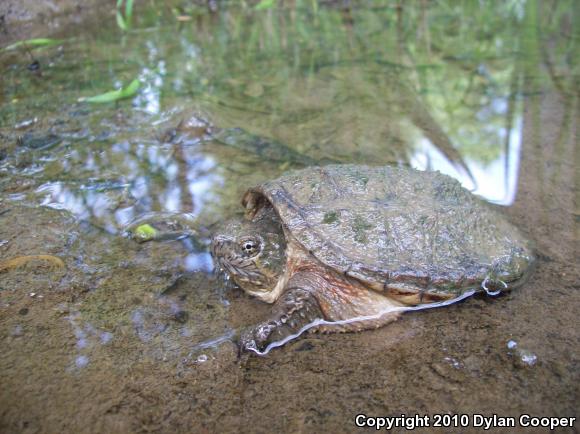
{"left": 242, "top": 165, "right": 534, "bottom": 302}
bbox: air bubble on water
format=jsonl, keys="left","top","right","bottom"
{"left": 518, "top": 350, "right": 537, "bottom": 366}
{"left": 444, "top": 356, "right": 462, "bottom": 369}
{"left": 507, "top": 340, "right": 537, "bottom": 367}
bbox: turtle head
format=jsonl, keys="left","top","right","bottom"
{"left": 211, "top": 213, "right": 287, "bottom": 303}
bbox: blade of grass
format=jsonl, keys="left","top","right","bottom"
{"left": 79, "top": 78, "right": 141, "bottom": 103}
{"left": 116, "top": 10, "right": 128, "bottom": 30}
{"left": 1, "top": 38, "right": 63, "bottom": 52}
{"left": 116, "top": 0, "right": 134, "bottom": 30}
{"left": 125, "top": 0, "right": 134, "bottom": 21}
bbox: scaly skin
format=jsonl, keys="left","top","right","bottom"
{"left": 239, "top": 283, "right": 322, "bottom": 354}
{"left": 239, "top": 266, "right": 404, "bottom": 353}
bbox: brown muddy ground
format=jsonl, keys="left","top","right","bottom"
{"left": 0, "top": 1, "right": 578, "bottom": 434}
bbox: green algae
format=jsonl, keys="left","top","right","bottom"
{"left": 322, "top": 211, "right": 339, "bottom": 224}
{"left": 352, "top": 215, "right": 372, "bottom": 244}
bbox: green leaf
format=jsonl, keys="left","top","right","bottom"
{"left": 116, "top": 10, "right": 128, "bottom": 30}
{"left": 255, "top": 0, "right": 276, "bottom": 10}
{"left": 132, "top": 224, "right": 158, "bottom": 241}
{"left": 116, "top": 0, "right": 133, "bottom": 30}
{"left": 125, "top": 0, "right": 134, "bottom": 21}
{"left": 79, "top": 78, "right": 141, "bottom": 103}
{"left": 2, "top": 38, "right": 63, "bottom": 52}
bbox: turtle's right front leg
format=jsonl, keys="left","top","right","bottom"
{"left": 238, "top": 269, "right": 404, "bottom": 354}
{"left": 239, "top": 282, "right": 324, "bottom": 354}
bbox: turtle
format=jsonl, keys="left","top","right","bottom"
{"left": 211, "top": 164, "right": 534, "bottom": 354}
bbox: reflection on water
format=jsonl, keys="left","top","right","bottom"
{"left": 1, "top": 2, "right": 557, "bottom": 224}
{"left": 410, "top": 111, "right": 523, "bottom": 205}
{"left": 0, "top": 0, "right": 577, "bottom": 431}
{"left": 27, "top": 140, "right": 223, "bottom": 233}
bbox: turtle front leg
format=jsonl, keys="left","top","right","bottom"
{"left": 239, "top": 269, "right": 405, "bottom": 354}
{"left": 239, "top": 286, "right": 324, "bottom": 354}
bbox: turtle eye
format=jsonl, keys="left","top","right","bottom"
{"left": 240, "top": 239, "right": 260, "bottom": 257}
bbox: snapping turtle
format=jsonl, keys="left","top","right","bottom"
{"left": 211, "top": 165, "right": 534, "bottom": 353}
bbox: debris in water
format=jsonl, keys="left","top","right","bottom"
{"left": 0, "top": 255, "right": 65, "bottom": 272}
{"left": 17, "top": 133, "right": 62, "bottom": 150}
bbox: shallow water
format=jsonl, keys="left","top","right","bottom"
{"left": 0, "top": 1, "right": 578, "bottom": 433}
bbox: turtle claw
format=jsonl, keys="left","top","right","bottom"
{"left": 238, "top": 322, "right": 277, "bottom": 355}
{"left": 238, "top": 289, "right": 324, "bottom": 355}
{"left": 237, "top": 336, "right": 257, "bottom": 357}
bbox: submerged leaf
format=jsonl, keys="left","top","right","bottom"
{"left": 133, "top": 224, "right": 158, "bottom": 241}
{"left": 124, "top": 212, "right": 203, "bottom": 244}
{"left": 2, "top": 38, "right": 63, "bottom": 52}
{"left": 79, "top": 79, "right": 140, "bottom": 103}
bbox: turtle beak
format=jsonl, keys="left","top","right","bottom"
{"left": 210, "top": 235, "right": 237, "bottom": 289}
{"left": 210, "top": 234, "right": 233, "bottom": 265}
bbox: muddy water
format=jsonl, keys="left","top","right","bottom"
{"left": 0, "top": 1, "right": 578, "bottom": 433}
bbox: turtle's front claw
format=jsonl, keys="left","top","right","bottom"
{"left": 238, "top": 322, "right": 277, "bottom": 355}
